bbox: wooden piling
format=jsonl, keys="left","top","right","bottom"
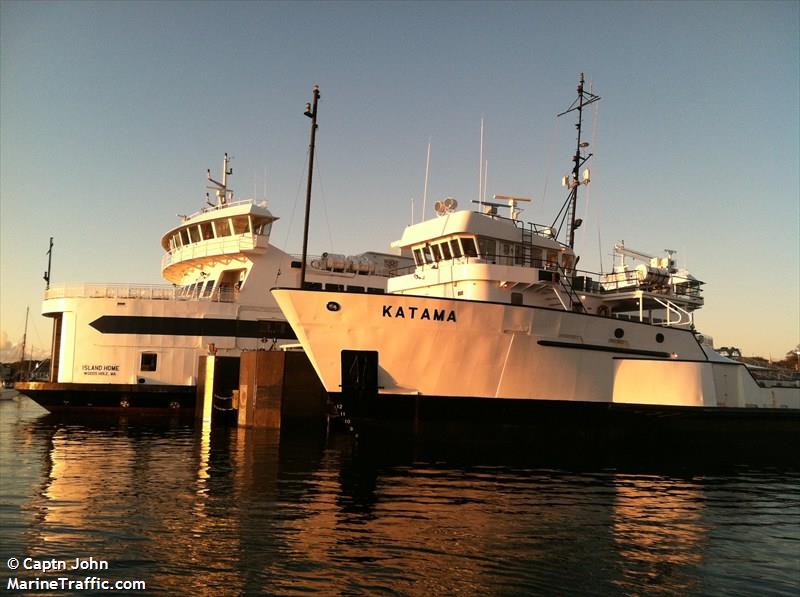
{"left": 238, "top": 351, "right": 327, "bottom": 428}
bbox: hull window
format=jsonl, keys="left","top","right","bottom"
{"left": 140, "top": 353, "right": 158, "bottom": 372}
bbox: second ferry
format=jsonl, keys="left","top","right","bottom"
{"left": 17, "top": 152, "right": 410, "bottom": 412}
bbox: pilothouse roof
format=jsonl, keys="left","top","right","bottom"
{"left": 390, "top": 209, "right": 566, "bottom": 251}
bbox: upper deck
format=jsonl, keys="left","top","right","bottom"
{"left": 386, "top": 208, "right": 703, "bottom": 327}
{"left": 160, "top": 199, "right": 276, "bottom": 282}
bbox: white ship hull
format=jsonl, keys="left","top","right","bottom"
{"left": 272, "top": 289, "right": 800, "bottom": 411}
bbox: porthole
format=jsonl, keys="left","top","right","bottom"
{"left": 614, "top": 328, "right": 624, "bottom": 339}
{"left": 326, "top": 301, "right": 341, "bottom": 312}
{"left": 656, "top": 333, "right": 665, "bottom": 343}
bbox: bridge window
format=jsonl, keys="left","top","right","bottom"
{"left": 531, "top": 247, "right": 543, "bottom": 268}
{"left": 431, "top": 244, "right": 443, "bottom": 262}
{"left": 462, "top": 237, "right": 478, "bottom": 257}
{"left": 188, "top": 226, "right": 201, "bottom": 243}
{"left": 180, "top": 229, "right": 190, "bottom": 245}
{"left": 253, "top": 219, "right": 272, "bottom": 236}
{"left": 515, "top": 244, "right": 525, "bottom": 265}
{"left": 200, "top": 221, "right": 214, "bottom": 240}
{"left": 450, "top": 239, "right": 463, "bottom": 258}
{"left": 478, "top": 237, "right": 496, "bottom": 261}
{"left": 422, "top": 245, "right": 433, "bottom": 264}
{"left": 215, "top": 219, "right": 232, "bottom": 237}
{"left": 440, "top": 242, "right": 452, "bottom": 260}
{"left": 231, "top": 216, "right": 250, "bottom": 235}
{"left": 413, "top": 248, "right": 423, "bottom": 266}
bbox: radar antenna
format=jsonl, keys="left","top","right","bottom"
{"left": 207, "top": 153, "right": 234, "bottom": 206}
{"left": 550, "top": 73, "right": 600, "bottom": 247}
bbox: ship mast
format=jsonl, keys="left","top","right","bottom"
{"left": 300, "top": 85, "right": 320, "bottom": 289}
{"left": 551, "top": 73, "right": 600, "bottom": 248}
{"left": 43, "top": 237, "right": 53, "bottom": 290}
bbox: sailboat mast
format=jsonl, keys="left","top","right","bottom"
{"left": 300, "top": 85, "right": 320, "bottom": 289}
{"left": 20, "top": 306, "right": 29, "bottom": 380}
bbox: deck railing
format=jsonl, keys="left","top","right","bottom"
{"left": 44, "top": 283, "right": 243, "bottom": 303}
{"left": 388, "top": 255, "right": 703, "bottom": 299}
{"left": 161, "top": 234, "right": 267, "bottom": 269}
{"left": 44, "top": 283, "right": 180, "bottom": 301}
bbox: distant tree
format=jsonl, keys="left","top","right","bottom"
{"left": 778, "top": 344, "right": 800, "bottom": 371}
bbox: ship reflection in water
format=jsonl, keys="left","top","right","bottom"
{"left": 2, "top": 398, "right": 798, "bottom": 596}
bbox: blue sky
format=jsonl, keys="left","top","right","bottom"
{"left": 1, "top": 1, "right": 798, "bottom": 359}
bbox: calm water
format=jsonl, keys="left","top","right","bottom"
{"left": 1, "top": 397, "right": 798, "bottom": 596}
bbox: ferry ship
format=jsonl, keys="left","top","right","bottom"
{"left": 272, "top": 75, "right": 800, "bottom": 429}
{"left": 17, "top": 153, "right": 410, "bottom": 412}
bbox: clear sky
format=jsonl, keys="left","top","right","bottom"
{"left": 1, "top": 1, "right": 798, "bottom": 361}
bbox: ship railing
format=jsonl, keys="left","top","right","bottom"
{"left": 390, "top": 255, "right": 704, "bottom": 301}
{"left": 292, "top": 254, "right": 406, "bottom": 278}
{"left": 162, "top": 234, "right": 267, "bottom": 269}
{"left": 473, "top": 210, "right": 572, "bottom": 248}
{"left": 181, "top": 198, "right": 268, "bottom": 222}
{"left": 45, "top": 283, "right": 246, "bottom": 303}
{"left": 597, "top": 271, "right": 704, "bottom": 298}
{"left": 44, "top": 283, "right": 181, "bottom": 301}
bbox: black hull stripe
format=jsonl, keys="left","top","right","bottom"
{"left": 89, "top": 316, "right": 296, "bottom": 339}
{"left": 537, "top": 340, "right": 672, "bottom": 358}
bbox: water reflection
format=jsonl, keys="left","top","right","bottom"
{"left": 1, "top": 399, "right": 798, "bottom": 596}
{"left": 612, "top": 477, "right": 708, "bottom": 594}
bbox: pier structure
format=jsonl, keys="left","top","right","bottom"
{"left": 196, "top": 350, "right": 327, "bottom": 428}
